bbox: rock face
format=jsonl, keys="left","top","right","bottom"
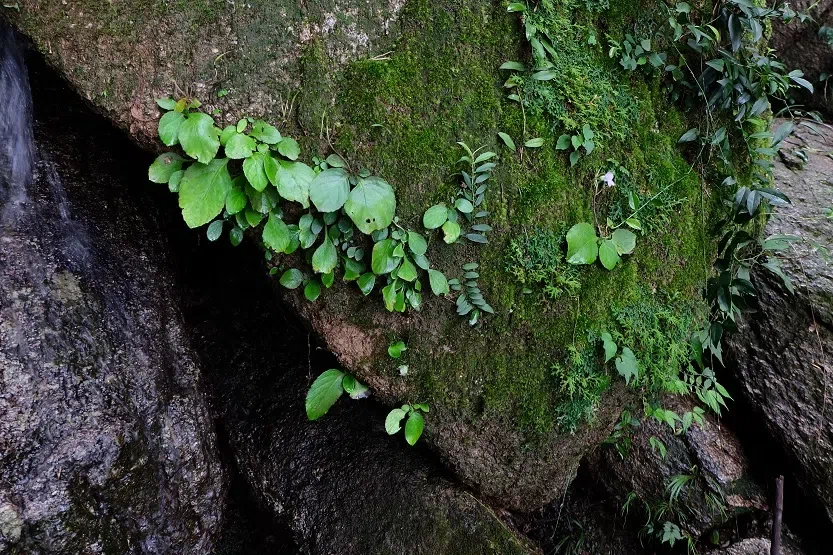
{"left": 588, "top": 397, "right": 767, "bottom": 539}
{"left": 726, "top": 122, "right": 833, "bottom": 526}
{"left": 0, "top": 31, "right": 226, "bottom": 553}
{"left": 772, "top": 0, "right": 833, "bottom": 115}
{"left": 6, "top": 1, "right": 720, "bottom": 512}
{"left": 181, "top": 237, "right": 538, "bottom": 555}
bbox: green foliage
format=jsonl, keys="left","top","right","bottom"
{"left": 385, "top": 403, "right": 429, "bottom": 446}
{"left": 551, "top": 343, "right": 611, "bottom": 433}
{"left": 565, "top": 222, "right": 637, "bottom": 270}
{"left": 448, "top": 263, "right": 494, "bottom": 326}
{"left": 504, "top": 227, "right": 580, "bottom": 301}
{"left": 305, "top": 369, "right": 369, "bottom": 421}
{"left": 556, "top": 124, "right": 595, "bottom": 167}
{"left": 388, "top": 340, "right": 407, "bottom": 359}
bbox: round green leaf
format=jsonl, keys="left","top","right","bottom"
{"left": 428, "top": 269, "right": 449, "bottom": 296}
{"left": 345, "top": 176, "right": 396, "bottom": 235}
{"left": 219, "top": 125, "right": 236, "bottom": 146}
{"left": 250, "top": 120, "right": 282, "bottom": 144}
{"left": 599, "top": 239, "right": 621, "bottom": 270}
{"left": 271, "top": 160, "right": 314, "bottom": 208}
{"left": 357, "top": 272, "right": 376, "bottom": 295}
{"left": 305, "top": 369, "right": 345, "bottom": 420}
{"left": 385, "top": 408, "right": 408, "bottom": 435}
{"left": 398, "top": 257, "right": 418, "bottom": 282}
{"left": 206, "top": 220, "right": 224, "bottom": 241}
{"left": 277, "top": 137, "right": 300, "bottom": 160}
{"left": 243, "top": 152, "right": 269, "bottom": 192}
{"left": 404, "top": 411, "right": 424, "bottom": 446}
{"left": 148, "top": 152, "right": 184, "bottom": 184}
{"left": 279, "top": 269, "right": 304, "bottom": 289}
{"left": 442, "top": 220, "right": 461, "bottom": 244}
{"left": 263, "top": 214, "right": 291, "bottom": 253}
{"left": 304, "top": 281, "right": 321, "bottom": 302}
{"left": 371, "top": 239, "right": 398, "bottom": 275}
{"left": 158, "top": 111, "right": 185, "bottom": 146}
{"left": 407, "top": 231, "right": 428, "bottom": 256}
{"left": 566, "top": 223, "right": 599, "bottom": 265}
{"left": 225, "top": 185, "right": 247, "bottom": 214}
{"left": 612, "top": 228, "right": 637, "bottom": 255}
{"left": 178, "top": 112, "right": 220, "bottom": 164}
{"left": 178, "top": 158, "right": 232, "bottom": 228}
{"left": 156, "top": 97, "right": 177, "bottom": 110}
{"left": 312, "top": 234, "right": 338, "bottom": 275}
{"left": 224, "top": 132, "right": 257, "bottom": 159}
{"left": 454, "top": 198, "right": 474, "bottom": 214}
{"left": 309, "top": 168, "right": 350, "bottom": 213}
{"left": 423, "top": 204, "right": 449, "bottom": 229}
{"left": 388, "top": 340, "right": 407, "bottom": 359}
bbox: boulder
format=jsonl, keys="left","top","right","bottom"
{"left": 180, "top": 237, "right": 539, "bottom": 555}
{"left": 772, "top": 0, "right": 833, "bottom": 115}
{"left": 725, "top": 121, "right": 833, "bottom": 526}
{"left": 5, "top": 1, "right": 722, "bottom": 510}
{"left": 0, "top": 31, "right": 226, "bottom": 553}
{"left": 588, "top": 397, "right": 767, "bottom": 539}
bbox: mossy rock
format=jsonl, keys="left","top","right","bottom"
{"left": 8, "top": 0, "right": 717, "bottom": 511}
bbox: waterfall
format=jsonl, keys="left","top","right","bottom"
{"left": 0, "top": 23, "right": 33, "bottom": 224}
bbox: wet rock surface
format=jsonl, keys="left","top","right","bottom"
{"left": 0, "top": 35, "right": 226, "bottom": 553}
{"left": 179, "top": 237, "right": 539, "bottom": 555}
{"left": 726, "top": 121, "right": 833, "bottom": 528}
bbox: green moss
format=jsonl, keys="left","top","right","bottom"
{"left": 315, "top": 0, "right": 721, "bottom": 443}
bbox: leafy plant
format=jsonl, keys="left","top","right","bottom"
{"left": 505, "top": 227, "right": 581, "bottom": 301}
{"left": 565, "top": 222, "right": 637, "bottom": 271}
{"left": 556, "top": 124, "right": 595, "bottom": 166}
{"left": 388, "top": 340, "right": 407, "bottom": 359}
{"left": 385, "top": 403, "right": 429, "bottom": 446}
{"left": 305, "top": 369, "right": 369, "bottom": 420}
{"left": 448, "top": 263, "right": 494, "bottom": 326}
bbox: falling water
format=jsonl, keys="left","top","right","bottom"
{"left": 0, "top": 23, "right": 34, "bottom": 224}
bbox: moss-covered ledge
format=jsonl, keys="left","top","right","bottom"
{"left": 8, "top": 0, "right": 717, "bottom": 512}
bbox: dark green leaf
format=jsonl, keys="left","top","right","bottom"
{"left": 279, "top": 268, "right": 304, "bottom": 289}
{"left": 149, "top": 152, "right": 184, "bottom": 183}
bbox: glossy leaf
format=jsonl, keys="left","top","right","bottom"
{"left": 148, "top": 152, "right": 184, "bottom": 183}
{"left": 178, "top": 158, "right": 232, "bottom": 228}
{"left": 345, "top": 176, "right": 396, "bottom": 234}
{"left": 566, "top": 223, "right": 599, "bottom": 265}
{"left": 305, "top": 369, "right": 345, "bottom": 420}
{"left": 404, "top": 411, "right": 424, "bottom": 445}
{"left": 179, "top": 112, "right": 220, "bottom": 163}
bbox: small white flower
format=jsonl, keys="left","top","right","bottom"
{"left": 602, "top": 171, "right": 616, "bottom": 188}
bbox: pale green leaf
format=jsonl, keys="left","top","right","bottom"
{"left": 345, "top": 176, "right": 396, "bottom": 235}
{"left": 599, "top": 239, "right": 621, "bottom": 270}
{"left": 224, "top": 132, "right": 257, "bottom": 159}
{"left": 305, "top": 369, "right": 345, "bottom": 420}
{"left": 566, "top": 223, "right": 599, "bottom": 265}
{"left": 158, "top": 111, "right": 184, "bottom": 146}
{"left": 612, "top": 228, "right": 636, "bottom": 255}
{"left": 272, "top": 160, "right": 314, "bottom": 208}
{"left": 242, "top": 152, "right": 269, "bottom": 192}
{"left": 178, "top": 158, "right": 232, "bottom": 228}
{"left": 615, "top": 347, "right": 639, "bottom": 386}
{"left": 442, "top": 220, "right": 461, "bottom": 244}
{"left": 149, "top": 152, "right": 184, "bottom": 183}
{"left": 277, "top": 137, "right": 300, "bottom": 160}
{"left": 423, "top": 204, "right": 449, "bottom": 229}
{"left": 178, "top": 112, "right": 220, "bottom": 164}
{"left": 428, "top": 269, "right": 449, "bottom": 295}
{"left": 250, "top": 120, "right": 282, "bottom": 144}
{"left": 385, "top": 408, "right": 408, "bottom": 434}
{"left": 309, "top": 168, "right": 350, "bottom": 213}
{"left": 312, "top": 234, "right": 338, "bottom": 274}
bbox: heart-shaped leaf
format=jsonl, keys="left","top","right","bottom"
{"left": 566, "top": 223, "right": 599, "bottom": 265}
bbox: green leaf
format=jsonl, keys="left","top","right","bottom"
{"left": 625, "top": 218, "right": 642, "bottom": 231}
{"left": 206, "top": 220, "right": 223, "bottom": 241}
{"left": 178, "top": 158, "right": 232, "bottom": 228}
{"left": 454, "top": 198, "right": 474, "bottom": 214}
{"left": 569, "top": 151, "right": 580, "bottom": 167}
{"left": 599, "top": 239, "right": 621, "bottom": 270}
{"left": 156, "top": 97, "right": 177, "bottom": 110}
{"left": 556, "top": 134, "right": 571, "bottom": 150}
{"left": 149, "top": 152, "right": 184, "bottom": 183}
{"left": 385, "top": 408, "right": 408, "bottom": 434}
{"left": 168, "top": 170, "right": 183, "bottom": 193}
{"left": 497, "top": 131, "right": 516, "bottom": 151}
{"left": 499, "top": 61, "right": 525, "bottom": 71}
{"left": 158, "top": 111, "right": 185, "bottom": 146}
{"left": 325, "top": 153, "right": 346, "bottom": 168}
{"left": 423, "top": 204, "right": 449, "bottom": 229}
{"left": 262, "top": 214, "right": 292, "bottom": 253}
{"left": 612, "top": 228, "right": 636, "bottom": 255}
{"left": 246, "top": 182, "right": 279, "bottom": 214}
{"left": 279, "top": 268, "right": 304, "bottom": 289}
{"left": 678, "top": 128, "right": 699, "bottom": 143}
{"left": 225, "top": 185, "right": 247, "bottom": 214}
{"left": 250, "top": 120, "right": 281, "bottom": 144}
{"left": 566, "top": 223, "right": 599, "bottom": 265}
{"left": 404, "top": 411, "right": 424, "bottom": 445}
{"left": 532, "top": 70, "right": 557, "bottom": 81}
{"left": 304, "top": 281, "right": 321, "bottom": 302}
{"left": 345, "top": 176, "right": 396, "bottom": 235}
{"left": 357, "top": 272, "right": 376, "bottom": 295}
{"left": 398, "top": 257, "right": 418, "bottom": 282}
{"left": 388, "top": 340, "right": 407, "bottom": 359}
{"left": 224, "top": 132, "right": 257, "bottom": 159}
{"left": 178, "top": 112, "right": 220, "bottom": 164}
{"left": 615, "top": 347, "right": 639, "bottom": 386}
{"left": 271, "top": 160, "right": 314, "bottom": 208}
{"left": 507, "top": 2, "right": 526, "bottom": 12}
{"left": 601, "top": 332, "right": 617, "bottom": 363}
{"left": 371, "top": 239, "right": 398, "bottom": 275}
{"left": 321, "top": 271, "right": 335, "bottom": 288}
{"left": 312, "top": 233, "right": 338, "bottom": 274}
{"left": 428, "top": 269, "right": 449, "bottom": 295}
{"left": 309, "top": 168, "right": 350, "bottom": 213}
{"left": 305, "top": 369, "right": 345, "bottom": 420}
{"left": 277, "top": 137, "right": 300, "bottom": 160}
{"left": 242, "top": 152, "right": 269, "bottom": 192}
{"left": 219, "top": 125, "right": 236, "bottom": 146}
{"left": 525, "top": 137, "right": 544, "bottom": 148}
{"left": 442, "top": 220, "right": 461, "bottom": 244}
{"left": 407, "top": 231, "right": 428, "bottom": 256}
